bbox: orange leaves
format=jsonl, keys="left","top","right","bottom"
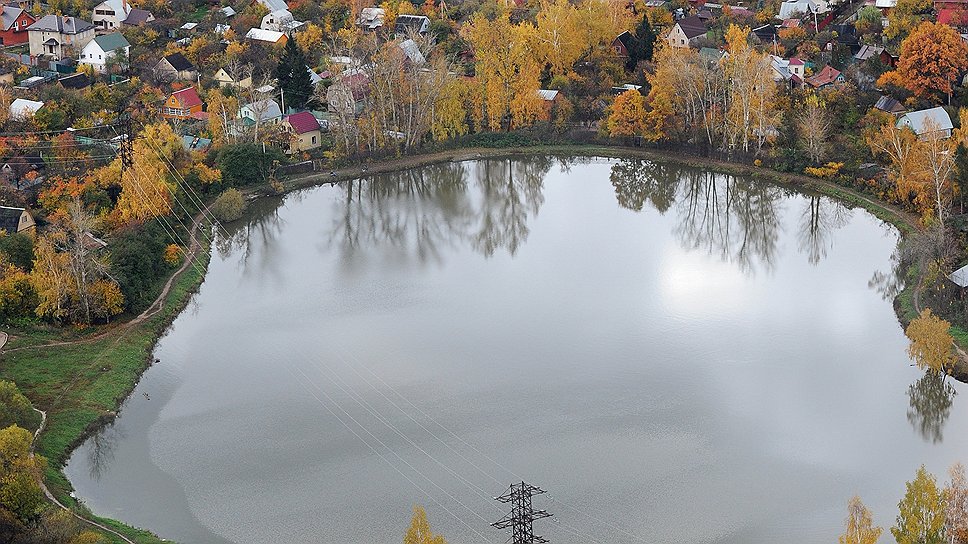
{"left": 895, "top": 21, "right": 968, "bottom": 99}
{"left": 163, "top": 244, "right": 182, "bottom": 266}
{"left": 606, "top": 89, "right": 646, "bottom": 138}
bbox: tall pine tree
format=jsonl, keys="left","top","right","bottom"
{"left": 275, "top": 38, "right": 314, "bottom": 110}
{"left": 631, "top": 16, "right": 656, "bottom": 68}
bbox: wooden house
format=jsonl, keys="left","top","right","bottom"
{"left": 161, "top": 87, "right": 204, "bottom": 120}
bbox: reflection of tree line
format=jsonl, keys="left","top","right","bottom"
{"left": 326, "top": 157, "right": 554, "bottom": 263}
{"left": 610, "top": 159, "right": 851, "bottom": 273}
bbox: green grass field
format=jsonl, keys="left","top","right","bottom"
{"left": 0, "top": 250, "right": 210, "bottom": 544}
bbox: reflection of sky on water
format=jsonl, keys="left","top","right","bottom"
{"left": 64, "top": 158, "right": 957, "bottom": 544}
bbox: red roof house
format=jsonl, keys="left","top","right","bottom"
{"left": 0, "top": 6, "right": 34, "bottom": 46}
{"left": 161, "top": 86, "right": 204, "bottom": 120}
{"left": 805, "top": 65, "right": 844, "bottom": 89}
{"left": 283, "top": 111, "right": 323, "bottom": 153}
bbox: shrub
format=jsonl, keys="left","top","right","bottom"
{"left": 217, "top": 143, "right": 286, "bottom": 186}
{"left": 211, "top": 188, "right": 247, "bottom": 222}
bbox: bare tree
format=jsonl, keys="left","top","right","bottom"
{"left": 798, "top": 95, "right": 831, "bottom": 164}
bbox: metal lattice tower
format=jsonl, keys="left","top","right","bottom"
{"left": 492, "top": 482, "right": 553, "bottom": 544}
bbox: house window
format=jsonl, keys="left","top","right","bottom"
{"left": 312, "top": 135, "right": 317, "bottom": 144}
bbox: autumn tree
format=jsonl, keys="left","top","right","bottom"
{"left": 839, "top": 496, "right": 883, "bottom": 544}
{"left": 463, "top": 12, "right": 542, "bottom": 131}
{"left": 404, "top": 506, "right": 447, "bottom": 544}
{"left": 946, "top": 463, "right": 968, "bottom": 544}
{"left": 798, "top": 94, "right": 830, "bottom": 164}
{"left": 0, "top": 425, "right": 45, "bottom": 524}
{"left": 885, "top": 0, "right": 931, "bottom": 43}
{"left": 891, "top": 21, "right": 968, "bottom": 101}
{"left": 606, "top": 89, "right": 646, "bottom": 139}
{"left": 894, "top": 465, "right": 947, "bottom": 544}
{"left": 722, "top": 25, "right": 779, "bottom": 153}
{"left": 206, "top": 88, "right": 240, "bottom": 147}
{"left": 906, "top": 309, "right": 956, "bottom": 373}
{"left": 533, "top": 0, "right": 587, "bottom": 77}
{"left": 867, "top": 121, "right": 920, "bottom": 206}
{"left": 30, "top": 199, "right": 124, "bottom": 324}
{"left": 916, "top": 117, "right": 957, "bottom": 226}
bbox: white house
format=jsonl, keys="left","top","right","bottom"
{"left": 666, "top": 15, "right": 707, "bottom": 48}
{"left": 79, "top": 32, "right": 129, "bottom": 72}
{"left": 245, "top": 27, "right": 287, "bottom": 45}
{"left": 27, "top": 15, "right": 95, "bottom": 59}
{"left": 9, "top": 98, "right": 43, "bottom": 120}
{"left": 91, "top": 0, "right": 130, "bottom": 30}
{"left": 261, "top": 9, "right": 302, "bottom": 32}
{"left": 897, "top": 107, "right": 954, "bottom": 140}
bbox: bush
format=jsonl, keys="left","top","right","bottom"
{"left": 211, "top": 188, "right": 247, "bottom": 222}
{"left": 109, "top": 221, "right": 169, "bottom": 313}
{"left": 0, "top": 381, "right": 39, "bottom": 432}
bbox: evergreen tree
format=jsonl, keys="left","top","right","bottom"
{"left": 631, "top": 16, "right": 656, "bottom": 68}
{"left": 274, "top": 38, "right": 314, "bottom": 110}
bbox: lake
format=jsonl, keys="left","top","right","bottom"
{"left": 65, "top": 157, "right": 967, "bottom": 544}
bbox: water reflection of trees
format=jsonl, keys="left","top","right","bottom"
{"left": 675, "top": 171, "right": 783, "bottom": 275}
{"left": 797, "top": 196, "right": 851, "bottom": 265}
{"left": 907, "top": 371, "right": 957, "bottom": 444}
{"left": 86, "top": 423, "right": 122, "bottom": 480}
{"left": 609, "top": 159, "right": 858, "bottom": 273}
{"left": 327, "top": 157, "right": 553, "bottom": 262}
{"left": 217, "top": 195, "right": 288, "bottom": 280}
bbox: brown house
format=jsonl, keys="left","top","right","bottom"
{"left": 161, "top": 86, "right": 204, "bottom": 120}
{"left": 0, "top": 206, "right": 35, "bottom": 233}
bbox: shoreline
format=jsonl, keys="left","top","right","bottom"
{"left": 5, "top": 143, "right": 946, "bottom": 544}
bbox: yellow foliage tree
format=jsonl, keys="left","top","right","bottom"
{"left": 404, "top": 506, "right": 447, "bottom": 544}
{"left": 606, "top": 89, "right": 645, "bottom": 138}
{"left": 839, "top": 496, "right": 883, "bottom": 544}
{"left": 295, "top": 23, "right": 325, "bottom": 56}
{"left": 906, "top": 308, "right": 956, "bottom": 373}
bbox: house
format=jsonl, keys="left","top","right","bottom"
{"left": 752, "top": 24, "right": 778, "bottom": 44}
{"left": 27, "top": 15, "right": 95, "bottom": 60}
{"left": 283, "top": 111, "right": 322, "bottom": 153}
{"left": 0, "top": 207, "right": 35, "bottom": 233}
{"left": 875, "top": 0, "right": 896, "bottom": 13}
{"left": 0, "top": 6, "right": 34, "bottom": 46}
{"left": 58, "top": 72, "right": 89, "bottom": 89}
{"left": 181, "top": 135, "right": 212, "bottom": 152}
{"left": 394, "top": 14, "right": 430, "bottom": 36}
{"left": 874, "top": 95, "right": 906, "bottom": 115}
{"left": 9, "top": 98, "right": 43, "bottom": 120}
{"left": 258, "top": 0, "right": 289, "bottom": 11}
{"left": 777, "top": 0, "right": 829, "bottom": 18}
{"left": 612, "top": 31, "right": 637, "bottom": 58}
{"left": 536, "top": 89, "right": 561, "bottom": 121}
{"left": 155, "top": 52, "right": 197, "bottom": 82}
{"left": 161, "top": 87, "right": 204, "bottom": 120}
{"left": 240, "top": 99, "right": 283, "bottom": 125}
{"left": 213, "top": 67, "right": 253, "bottom": 89}
{"left": 261, "top": 9, "right": 302, "bottom": 32}
{"left": 220, "top": 6, "right": 237, "bottom": 17}
{"left": 805, "top": 65, "right": 844, "bottom": 88}
{"left": 666, "top": 16, "right": 707, "bottom": 48}
{"left": 398, "top": 38, "right": 425, "bottom": 65}
{"left": 897, "top": 107, "right": 954, "bottom": 140}
{"left": 358, "top": 7, "right": 385, "bottom": 30}
{"left": 770, "top": 55, "right": 804, "bottom": 84}
{"left": 245, "top": 27, "right": 287, "bottom": 45}
{"left": 122, "top": 9, "right": 154, "bottom": 27}
{"left": 700, "top": 47, "right": 728, "bottom": 64}
{"left": 91, "top": 0, "right": 129, "bottom": 30}
{"left": 854, "top": 44, "right": 896, "bottom": 66}
{"left": 79, "top": 32, "right": 129, "bottom": 73}
{"left": 327, "top": 71, "right": 369, "bottom": 116}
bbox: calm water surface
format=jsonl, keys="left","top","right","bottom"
{"left": 65, "top": 157, "right": 967, "bottom": 544}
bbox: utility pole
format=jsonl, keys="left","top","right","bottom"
{"left": 492, "top": 482, "right": 553, "bottom": 544}
{"left": 118, "top": 110, "right": 133, "bottom": 173}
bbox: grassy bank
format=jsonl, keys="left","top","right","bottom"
{"left": 0, "top": 248, "right": 210, "bottom": 544}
